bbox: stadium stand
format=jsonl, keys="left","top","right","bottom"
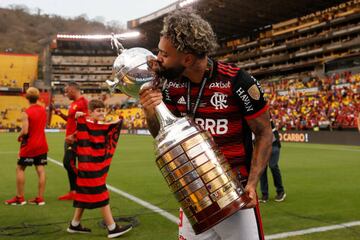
{"left": 47, "top": 36, "right": 118, "bottom": 90}
{"left": 114, "top": 107, "right": 146, "bottom": 130}
{"left": 0, "top": 91, "right": 50, "bottom": 130}
{"left": 0, "top": 53, "right": 41, "bottom": 130}
{"left": 0, "top": 96, "right": 28, "bottom": 129}
{"left": 264, "top": 71, "right": 359, "bottom": 130}
{"left": 0, "top": 53, "right": 38, "bottom": 89}
{"left": 47, "top": 34, "right": 137, "bottom": 130}
{"left": 49, "top": 108, "right": 68, "bottom": 129}
{"left": 214, "top": 1, "right": 360, "bottom": 78}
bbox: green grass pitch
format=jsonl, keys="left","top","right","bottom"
{"left": 0, "top": 132, "right": 359, "bottom": 239}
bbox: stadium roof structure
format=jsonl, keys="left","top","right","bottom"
{"left": 127, "top": 0, "right": 348, "bottom": 50}
{"left": 51, "top": 32, "right": 145, "bottom": 53}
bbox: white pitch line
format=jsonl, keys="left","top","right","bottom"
{"left": 265, "top": 221, "right": 360, "bottom": 239}
{"left": 47, "top": 157, "right": 178, "bottom": 224}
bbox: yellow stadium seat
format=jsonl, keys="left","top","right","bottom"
{"left": 0, "top": 53, "right": 38, "bottom": 88}
{"left": 0, "top": 96, "right": 29, "bottom": 128}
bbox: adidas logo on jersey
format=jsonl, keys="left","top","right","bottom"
{"left": 177, "top": 96, "right": 186, "bottom": 105}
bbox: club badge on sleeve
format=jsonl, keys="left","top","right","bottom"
{"left": 247, "top": 84, "right": 260, "bottom": 100}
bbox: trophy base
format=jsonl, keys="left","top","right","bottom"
{"left": 155, "top": 114, "right": 252, "bottom": 235}
{"left": 192, "top": 193, "right": 251, "bottom": 235}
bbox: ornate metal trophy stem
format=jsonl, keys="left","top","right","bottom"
{"left": 155, "top": 102, "right": 177, "bottom": 130}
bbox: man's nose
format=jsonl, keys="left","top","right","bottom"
{"left": 156, "top": 53, "right": 163, "bottom": 63}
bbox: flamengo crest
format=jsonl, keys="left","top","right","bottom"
{"left": 210, "top": 92, "right": 228, "bottom": 110}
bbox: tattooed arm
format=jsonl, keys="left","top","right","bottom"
{"left": 245, "top": 110, "right": 272, "bottom": 208}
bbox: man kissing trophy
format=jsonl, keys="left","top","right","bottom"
{"left": 106, "top": 34, "right": 250, "bottom": 235}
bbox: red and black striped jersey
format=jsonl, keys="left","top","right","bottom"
{"left": 74, "top": 117, "right": 122, "bottom": 209}
{"left": 162, "top": 61, "right": 268, "bottom": 177}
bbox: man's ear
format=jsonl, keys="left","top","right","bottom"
{"left": 183, "top": 54, "right": 196, "bottom": 67}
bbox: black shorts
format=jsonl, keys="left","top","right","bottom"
{"left": 18, "top": 153, "right": 48, "bottom": 166}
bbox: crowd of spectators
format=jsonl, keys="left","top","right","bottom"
{"left": 264, "top": 71, "right": 359, "bottom": 131}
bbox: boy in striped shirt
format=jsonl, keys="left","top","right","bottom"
{"left": 67, "top": 99, "right": 132, "bottom": 238}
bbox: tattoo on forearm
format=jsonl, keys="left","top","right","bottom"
{"left": 247, "top": 112, "right": 273, "bottom": 187}
{"left": 146, "top": 114, "right": 160, "bottom": 138}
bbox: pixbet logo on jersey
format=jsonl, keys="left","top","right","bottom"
{"left": 164, "top": 82, "right": 186, "bottom": 88}
{"left": 209, "top": 81, "right": 231, "bottom": 89}
{"left": 210, "top": 92, "right": 228, "bottom": 110}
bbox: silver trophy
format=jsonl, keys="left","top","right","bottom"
{"left": 107, "top": 35, "right": 250, "bottom": 234}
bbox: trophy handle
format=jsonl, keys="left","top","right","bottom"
{"left": 110, "top": 33, "right": 125, "bottom": 55}
{"left": 105, "top": 79, "right": 119, "bottom": 95}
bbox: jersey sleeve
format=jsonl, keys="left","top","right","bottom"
{"left": 232, "top": 69, "right": 268, "bottom": 120}
{"left": 162, "top": 83, "right": 181, "bottom": 117}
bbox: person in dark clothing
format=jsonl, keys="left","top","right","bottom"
{"left": 259, "top": 118, "right": 286, "bottom": 202}
{"left": 55, "top": 82, "right": 88, "bottom": 200}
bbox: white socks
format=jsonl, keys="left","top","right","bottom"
{"left": 107, "top": 223, "right": 116, "bottom": 231}
{"left": 71, "top": 220, "right": 80, "bottom": 226}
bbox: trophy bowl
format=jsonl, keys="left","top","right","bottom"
{"left": 110, "top": 47, "right": 156, "bottom": 99}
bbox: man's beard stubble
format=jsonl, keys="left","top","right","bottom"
{"left": 157, "top": 64, "right": 185, "bottom": 80}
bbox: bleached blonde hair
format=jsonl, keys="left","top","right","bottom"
{"left": 161, "top": 9, "right": 218, "bottom": 58}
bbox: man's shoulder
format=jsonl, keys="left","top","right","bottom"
{"left": 27, "top": 104, "right": 45, "bottom": 113}
{"left": 216, "top": 61, "right": 242, "bottom": 78}
{"left": 78, "top": 96, "right": 88, "bottom": 103}
{"left": 213, "top": 62, "right": 255, "bottom": 93}
{"left": 73, "top": 96, "right": 89, "bottom": 109}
